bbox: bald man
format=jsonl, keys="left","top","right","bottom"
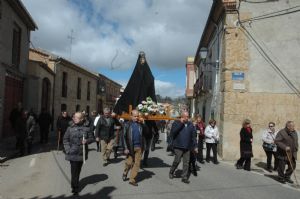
{"left": 169, "top": 111, "right": 197, "bottom": 184}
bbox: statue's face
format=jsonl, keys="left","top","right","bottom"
{"left": 140, "top": 57, "right": 145, "bottom": 65}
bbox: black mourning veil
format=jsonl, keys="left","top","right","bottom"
{"left": 113, "top": 52, "right": 157, "bottom": 114}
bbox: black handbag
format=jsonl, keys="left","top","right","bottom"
{"left": 262, "top": 142, "right": 274, "bottom": 151}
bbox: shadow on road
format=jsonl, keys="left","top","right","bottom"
{"left": 143, "top": 157, "right": 171, "bottom": 168}
{"left": 80, "top": 174, "right": 109, "bottom": 192}
{"left": 255, "top": 161, "right": 268, "bottom": 170}
{"left": 24, "top": 186, "right": 116, "bottom": 199}
{"left": 136, "top": 169, "right": 155, "bottom": 183}
{"left": 174, "top": 170, "right": 183, "bottom": 178}
{"left": 109, "top": 157, "right": 125, "bottom": 164}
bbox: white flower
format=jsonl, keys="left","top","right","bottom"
{"left": 142, "top": 101, "right": 147, "bottom": 105}
{"left": 137, "top": 104, "right": 143, "bottom": 110}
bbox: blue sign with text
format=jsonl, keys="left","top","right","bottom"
{"left": 232, "top": 72, "right": 244, "bottom": 81}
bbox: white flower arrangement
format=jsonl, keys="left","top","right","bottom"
{"left": 137, "top": 97, "right": 166, "bottom": 115}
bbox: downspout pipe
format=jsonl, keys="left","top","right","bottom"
{"left": 210, "top": 20, "right": 222, "bottom": 119}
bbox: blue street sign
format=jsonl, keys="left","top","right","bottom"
{"left": 232, "top": 72, "right": 244, "bottom": 81}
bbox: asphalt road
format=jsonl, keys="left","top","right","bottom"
{"left": 0, "top": 140, "right": 299, "bottom": 199}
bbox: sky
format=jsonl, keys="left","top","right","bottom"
{"left": 22, "top": 0, "right": 212, "bottom": 98}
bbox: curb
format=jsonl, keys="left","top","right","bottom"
{"left": 0, "top": 152, "right": 18, "bottom": 164}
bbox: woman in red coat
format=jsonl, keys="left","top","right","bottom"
{"left": 235, "top": 119, "right": 253, "bottom": 171}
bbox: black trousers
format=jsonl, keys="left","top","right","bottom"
{"left": 27, "top": 138, "right": 33, "bottom": 154}
{"left": 236, "top": 157, "right": 251, "bottom": 171}
{"left": 143, "top": 138, "right": 152, "bottom": 163}
{"left": 206, "top": 143, "right": 218, "bottom": 163}
{"left": 16, "top": 137, "right": 25, "bottom": 155}
{"left": 70, "top": 161, "right": 83, "bottom": 192}
{"left": 189, "top": 152, "right": 197, "bottom": 173}
{"left": 277, "top": 157, "right": 296, "bottom": 179}
{"left": 170, "top": 148, "right": 190, "bottom": 180}
{"left": 40, "top": 127, "right": 49, "bottom": 143}
{"left": 197, "top": 138, "right": 204, "bottom": 161}
{"left": 264, "top": 150, "right": 278, "bottom": 170}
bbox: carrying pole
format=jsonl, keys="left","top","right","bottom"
{"left": 83, "top": 135, "right": 86, "bottom": 164}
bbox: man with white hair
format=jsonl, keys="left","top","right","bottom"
{"left": 275, "top": 121, "right": 298, "bottom": 184}
{"left": 95, "top": 107, "right": 120, "bottom": 166}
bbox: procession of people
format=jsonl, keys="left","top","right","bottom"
{"left": 7, "top": 52, "right": 299, "bottom": 196}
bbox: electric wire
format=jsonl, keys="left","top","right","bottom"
{"left": 237, "top": 1, "right": 300, "bottom": 97}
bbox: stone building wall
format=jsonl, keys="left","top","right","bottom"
{"left": 53, "top": 63, "right": 97, "bottom": 126}
{"left": 219, "top": 8, "right": 300, "bottom": 160}
{"left": 25, "top": 61, "right": 54, "bottom": 114}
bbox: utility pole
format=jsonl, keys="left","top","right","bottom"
{"left": 67, "top": 29, "right": 75, "bottom": 60}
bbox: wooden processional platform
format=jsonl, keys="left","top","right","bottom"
{"left": 118, "top": 105, "right": 177, "bottom": 121}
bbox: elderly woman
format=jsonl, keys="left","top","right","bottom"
{"left": 204, "top": 119, "right": 220, "bottom": 164}
{"left": 262, "top": 122, "right": 278, "bottom": 172}
{"left": 235, "top": 119, "right": 253, "bottom": 171}
{"left": 63, "top": 112, "right": 94, "bottom": 195}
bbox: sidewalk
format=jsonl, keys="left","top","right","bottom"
{"left": 221, "top": 158, "right": 300, "bottom": 186}
{"left": 0, "top": 131, "right": 58, "bottom": 164}
{"left": 0, "top": 136, "right": 19, "bottom": 163}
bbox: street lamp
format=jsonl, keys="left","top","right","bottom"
{"left": 199, "top": 47, "right": 219, "bottom": 68}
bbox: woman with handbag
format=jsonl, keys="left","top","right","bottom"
{"left": 235, "top": 119, "right": 253, "bottom": 171}
{"left": 262, "top": 122, "right": 278, "bottom": 172}
{"left": 204, "top": 119, "right": 220, "bottom": 164}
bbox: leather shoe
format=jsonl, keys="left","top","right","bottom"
{"left": 129, "top": 181, "right": 138, "bottom": 186}
{"left": 199, "top": 160, "right": 205, "bottom": 164}
{"left": 192, "top": 170, "right": 197, "bottom": 176}
{"left": 181, "top": 179, "right": 190, "bottom": 184}
{"left": 285, "top": 178, "right": 294, "bottom": 184}
{"left": 169, "top": 173, "right": 174, "bottom": 179}
{"left": 266, "top": 168, "right": 272, "bottom": 173}
{"left": 213, "top": 161, "right": 219, "bottom": 165}
{"left": 122, "top": 174, "right": 128, "bottom": 181}
{"left": 278, "top": 178, "right": 286, "bottom": 184}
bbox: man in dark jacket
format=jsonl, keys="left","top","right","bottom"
{"left": 9, "top": 102, "right": 23, "bottom": 149}
{"left": 169, "top": 111, "right": 197, "bottom": 184}
{"left": 63, "top": 112, "right": 94, "bottom": 195}
{"left": 38, "top": 108, "right": 52, "bottom": 143}
{"left": 95, "top": 108, "right": 119, "bottom": 166}
{"left": 122, "top": 110, "right": 145, "bottom": 186}
{"left": 57, "top": 111, "right": 72, "bottom": 150}
{"left": 275, "top": 121, "right": 298, "bottom": 184}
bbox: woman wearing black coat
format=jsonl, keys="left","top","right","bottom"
{"left": 63, "top": 112, "right": 94, "bottom": 195}
{"left": 235, "top": 119, "right": 253, "bottom": 171}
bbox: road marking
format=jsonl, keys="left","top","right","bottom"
{"left": 29, "top": 157, "right": 36, "bottom": 168}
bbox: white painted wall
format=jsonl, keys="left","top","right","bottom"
{"left": 240, "top": 0, "right": 300, "bottom": 94}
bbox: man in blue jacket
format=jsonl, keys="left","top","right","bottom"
{"left": 169, "top": 111, "right": 197, "bottom": 184}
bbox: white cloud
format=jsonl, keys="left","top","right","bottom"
{"left": 22, "top": 0, "right": 212, "bottom": 70}
{"left": 155, "top": 80, "right": 184, "bottom": 98}
{"left": 114, "top": 79, "right": 184, "bottom": 98}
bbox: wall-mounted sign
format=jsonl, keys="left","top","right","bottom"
{"left": 232, "top": 72, "right": 245, "bottom": 81}
{"left": 233, "top": 83, "right": 246, "bottom": 90}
